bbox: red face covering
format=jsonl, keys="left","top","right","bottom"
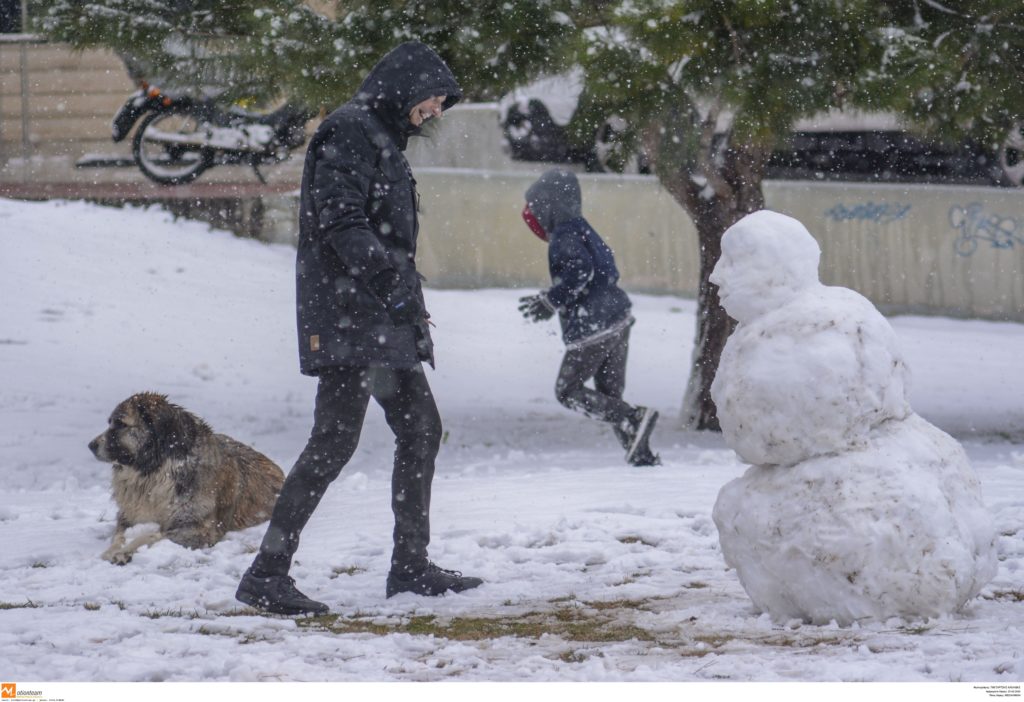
{"left": 522, "top": 204, "right": 548, "bottom": 242}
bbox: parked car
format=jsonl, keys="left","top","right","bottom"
{"left": 498, "top": 72, "right": 1014, "bottom": 186}
{"left": 998, "top": 125, "right": 1024, "bottom": 187}
{"left": 498, "top": 70, "right": 649, "bottom": 173}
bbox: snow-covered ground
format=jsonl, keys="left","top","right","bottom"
{"left": 0, "top": 198, "right": 1021, "bottom": 683}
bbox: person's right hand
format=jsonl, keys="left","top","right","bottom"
{"left": 518, "top": 293, "right": 555, "bottom": 322}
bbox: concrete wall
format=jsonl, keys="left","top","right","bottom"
{"left": 407, "top": 171, "right": 1024, "bottom": 322}
{"left": 412, "top": 170, "right": 697, "bottom": 294}
{"left": 768, "top": 181, "right": 1024, "bottom": 320}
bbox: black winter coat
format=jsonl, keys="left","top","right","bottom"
{"left": 295, "top": 42, "right": 461, "bottom": 375}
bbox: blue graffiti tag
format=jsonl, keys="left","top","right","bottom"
{"left": 824, "top": 201, "right": 912, "bottom": 224}
{"left": 949, "top": 203, "right": 1024, "bottom": 257}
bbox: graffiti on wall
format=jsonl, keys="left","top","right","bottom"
{"left": 949, "top": 203, "right": 1024, "bottom": 257}
{"left": 824, "top": 201, "right": 912, "bottom": 225}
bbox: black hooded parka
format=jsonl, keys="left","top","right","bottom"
{"left": 295, "top": 42, "right": 461, "bottom": 375}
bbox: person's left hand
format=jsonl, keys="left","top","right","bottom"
{"left": 518, "top": 293, "right": 555, "bottom": 322}
{"left": 415, "top": 316, "right": 435, "bottom": 368}
{"left": 413, "top": 323, "right": 434, "bottom": 370}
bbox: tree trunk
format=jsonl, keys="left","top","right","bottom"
{"left": 679, "top": 200, "right": 739, "bottom": 430}
{"left": 653, "top": 136, "right": 767, "bottom": 430}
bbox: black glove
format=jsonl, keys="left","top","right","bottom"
{"left": 369, "top": 269, "right": 421, "bottom": 327}
{"left": 518, "top": 293, "right": 555, "bottom": 322}
{"left": 414, "top": 319, "right": 435, "bottom": 369}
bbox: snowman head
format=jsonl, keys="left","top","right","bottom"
{"left": 711, "top": 210, "right": 821, "bottom": 324}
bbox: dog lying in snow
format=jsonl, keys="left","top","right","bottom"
{"left": 88, "top": 392, "right": 284, "bottom": 564}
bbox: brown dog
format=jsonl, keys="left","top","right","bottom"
{"left": 88, "top": 392, "right": 284, "bottom": 564}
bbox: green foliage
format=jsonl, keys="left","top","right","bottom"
{"left": 335, "top": 0, "right": 578, "bottom": 101}
{"left": 33, "top": 1, "right": 1024, "bottom": 156}
{"left": 575, "top": 1, "right": 896, "bottom": 172}
{"left": 34, "top": 0, "right": 576, "bottom": 108}
{"left": 35, "top": 0, "right": 338, "bottom": 106}
{"left": 879, "top": 0, "right": 1024, "bottom": 147}
{"left": 38, "top": 1, "right": 1021, "bottom": 143}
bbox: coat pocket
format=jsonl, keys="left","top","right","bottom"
{"left": 333, "top": 275, "right": 385, "bottom": 329}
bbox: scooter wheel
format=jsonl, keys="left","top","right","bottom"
{"left": 132, "top": 109, "right": 213, "bottom": 186}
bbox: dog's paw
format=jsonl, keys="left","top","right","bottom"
{"left": 101, "top": 549, "right": 132, "bottom": 566}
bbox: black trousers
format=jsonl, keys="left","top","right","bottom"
{"left": 555, "top": 327, "right": 634, "bottom": 449}
{"left": 251, "top": 364, "right": 441, "bottom": 577}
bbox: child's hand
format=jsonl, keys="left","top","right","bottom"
{"left": 518, "top": 293, "right": 555, "bottom": 322}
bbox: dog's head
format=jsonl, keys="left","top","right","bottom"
{"left": 88, "top": 393, "right": 209, "bottom": 475}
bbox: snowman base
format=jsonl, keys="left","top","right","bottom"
{"left": 713, "top": 414, "right": 996, "bottom": 625}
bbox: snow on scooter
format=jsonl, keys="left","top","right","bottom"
{"left": 111, "top": 81, "right": 311, "bottom": 186}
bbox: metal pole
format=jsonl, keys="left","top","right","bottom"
{"left": 19, "top": 0, "right": 30, "bottom": 166}
{"left": 0, "top": 39, "right": 5, "bottom": 165}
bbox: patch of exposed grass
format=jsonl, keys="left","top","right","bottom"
{"left": 586, "top": 598, "right": 648, "bottom": 612}
{"left": 898, "top": 624, "right": 934, "bottom": 635}
{"left": 141, "top": 608, "right": 202, "bottom": 620}
{"left": 558, "top": 649, "right": 594, "bottom": 663}
{"left": 233, "top": 595, "right": 858, "bottom": 655}
{"left": 613, "top": 570, "right": 654, "bottom": 587}
{"left": 984, "top": 589, "right": 1024, "bottom": 603}
{"left": 690, "top": 633, "right": 735, "bottom": 648}
{"left": 330, "top": 565, "right": 367, "bottom": 578}
{"left": 0, "top": 600, "right": 39, "bottom": 610}
{"left": 617, "top": 535, "right": 659, "bottom": 547}
{"left": 237, "top": 632, "right": 278, "bottom": 645}
{"left": 301, "top": 604, "right": 657, "bottom": 644}
{"left": 757, "top": 631, "right": 857, "bottom": 648}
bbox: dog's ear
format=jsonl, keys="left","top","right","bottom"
{"left": 134, "top": 397, "right": 203, "bottom": 474}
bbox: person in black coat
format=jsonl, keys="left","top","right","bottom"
{"left": 519, "top": 169, "right": 660, "bottom": 466}
{"left": 236, "top": 42, "right": 482, "bottom": 615}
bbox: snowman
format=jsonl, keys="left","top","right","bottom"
{"left": 709, "top": 210, "right": 996, "bottom": 625}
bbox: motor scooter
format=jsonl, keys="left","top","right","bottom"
{"left": 112, "top": 82, "right": 311, "bottom": 185}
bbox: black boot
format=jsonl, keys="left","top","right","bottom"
{"left": 236, "top": 569, "right": 329, "bottom": 616}
{"left": 386, "top": 562, "right": 483, "bottom": 598}
{"left": 628, "top": 443, "right": 661, "bottom": 466}
{"left": 622, "top": 406, "right": 659, "bottom": 465}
